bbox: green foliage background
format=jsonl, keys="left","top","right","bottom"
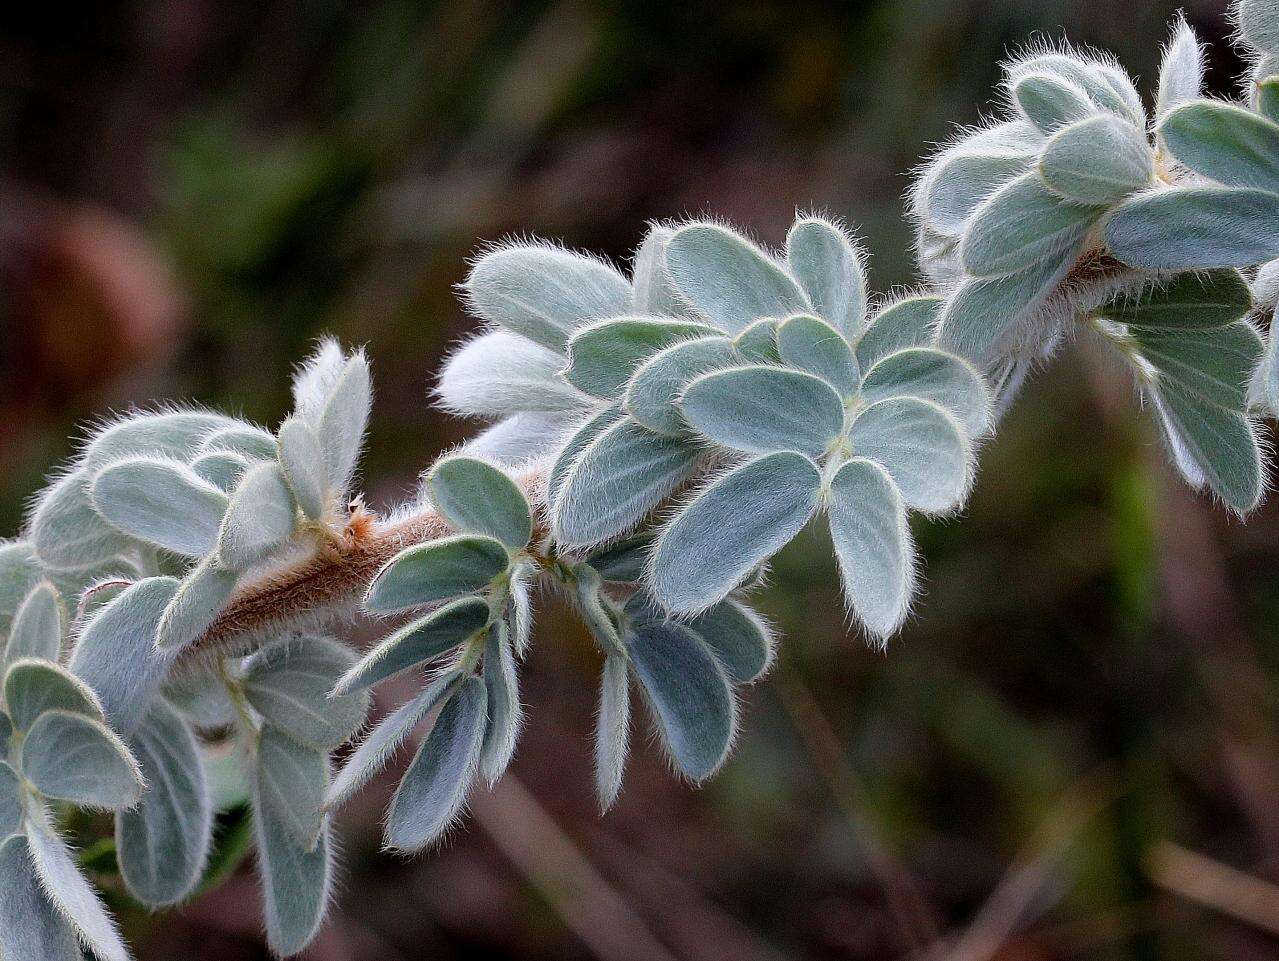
{"left": 3, "top": 1, "right": 1278, "bottom": 958}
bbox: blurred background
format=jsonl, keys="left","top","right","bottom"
{"left": 4, "top": 0, "right": 1279, "bottom": 958}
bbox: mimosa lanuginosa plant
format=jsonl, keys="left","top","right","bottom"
{"left": 4, "top": 2, "right": 1279, "bottom": 957}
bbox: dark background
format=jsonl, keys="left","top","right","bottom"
{"left": 5, "top": 1, "right": 1279, "bottom": 958}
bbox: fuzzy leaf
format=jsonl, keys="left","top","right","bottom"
{"left": 1012, "top": 73, "right": 1093, "bottom": 134}
{"left": 785, "top": 217, "right": 866, "bottom": 336}
{"left": 69, "top": 576, "right": 180, "bottom": 735}
{"left": 776, "top": 314, "right": 860, "bottom": 395}
{"left": 1153, "top": 382, "right": 1262, "bottom": 514}
{"left": 664, "top": 223, "right": 810, "bottom": 333}
{"left": 5, "top": 658, "right": 103, "bottom": 731}
{"left": 1105, "top": 186, "right": 1279, "bottom": 268}
{"left": 386, "top": 674, "right": 486, "bottom": 852}
{"left": 427, "top": 455, "right": 533, "bottom": 550}
{"left": 1039, "top": 114, "right": 1152, "bottom": 205}
{"left": 1240, "top": 0, "right": 1279, "bottom": 54}
{"left": 26, "top": 822, "right": 130, "bottom": 961}
{"left": 217, "top": 463, "right": 298, "bottom": 572}
{"left": 922, "top": 152, "right": 1030, "bottom": 234}
{"left": 650, "top": 451, "right": 822, "bottom": 614}
{"left": 336, "top": 596, "right": 490, "bottom": 695}
{"left": 6, "top": 582, "right": 64, "bottom": 666}
{"left": 1132, "top": 321, "right": 1263, "bottom": 409}
{"left": 546, "top": 405, "right": 625, "bottom": 507}
{"left": 325, "top": 671, "right": 462, "bottom": 811}
{"left": 625, "top": 336, "right": 738, "bottom": 435}
{"left": 24, "top": 710, "right": 143, "bottom": 809}
{"left": 595, "top": 653, "right": 630, "bottom": 811}
{"left": 242, "top": 637, "right": 369, "bottom": 750}
{"left": 827, "top": 458, "right": 916, "bottom": 641}
{"left": 256, "top": 727, "right": 327, "bottom": 849}
{"left": 316, "top": 351, "right": 371, "bottom": 497}
{"left": 565, "top": 317, "right": 718, "bottom": 397}
{"left": 733, "top": 318, "right": 781, "bottom": 363}
{"left": 583, "top": 535, "right": 652, "bottom": 583}
{"left": 554, "top": 419, "right": 698, "bottom": 546}
{"left": 276, "top": 417, "right": 327, "bottom": 521}
{"left": 190, "top": 451, "right": 251, "bottom": 492}
{"left": 116, "top": 699, "right": 213, "bottom": 906}
{"left": 860, "top": 347, "right": 991, "bottom": 437}
{"left": 91, "top": 458, "right": 229, "bottom": 557}
{"left": 632, "top": 224, "right": 682, "bottom": 316}
{"left": 155, "top": 559, "right": 239, "bottom": 650}
{"left": 1156, "top": 17, "right": 1203, "bottom": 119}
{"left": 1161, "top": 101, "right": 1279, "bottom": 194}
{"left": 464, "top": 245, "right": 632, "bottom": 351}
{"left": 627, "top": 621, "right": 735, "bottom": 781}
{"left": 254, "top": 796, "right": 332, "bottom": 956}
{"left": 462, "top": 411, "right": 570, "bottom": 465}
{"left": 1258, "top": 76, "right": 1279, "bottom": 125}
{"left": 0, "top": 761, "right": 21, "bottom": 838}
{"left": 850, "top": 397, "right": 971, "bottom": 514}
{"left": 31, "top": 470, "right": 135, "bottom": 570}
{"left": 480, "top": 621, "right": 521, "bottom": 784}
{"left": 0, "top": 834, "right": 81, "bottom": 961}
{"left": 0, "top": 541, "right": 41, "bottom": 637}
{"left": 680, "top": 365, "right": 845, "bottom": 456}
{"left": 82, "top": 411, "right": 235, "bottom": 468}
{"left": 437, "top": 330, "right": 590, "bottom": 417}
{"left": 1098, "top": 270, "right": 1252, "bottom": 329}
{"left": 855, "top": 296, "right": 944, "bottom": 371}
{"left": 686, "top": 599, "right": 774, "bottom": 683}
{"left": 198, "top": 425, "right": 278, "bottom": 461}
{"left": 365, "top": 535, "right": 509, "bottom": 615}
{"left": 961, "top": 172, "right": 1102, "bottom": 277}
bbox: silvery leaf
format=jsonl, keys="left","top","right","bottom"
{"left": 316, "top": 350, "right": 371, "bottom": 498}
{"left": 480, "top": 621, "right": 521, "bottom": 784}
{"left": 217, "top": 462, "right": 298, "bottom": 571}
{"left": 82, "top": 410, "right": 235, "bottom": 469}
{"left": 1039, "top": 114, "right": 1152, "bottom": 205}
{"left": 462, "top": 411, "right": 570, "bottom": 466}
{"left": 291, "top": 337, "right": 346, "bottom": 424}
{"left": 680, "top": 365, "right": 845, "bottom": 456}
{"left": 733, "top": 318, "right": 782, "bottom": 363}
{"left": 572, "top": 563, "right": 623, "bottom": 655}
{"left": 26, "top": 821, "right": 130, "bottom": 961}
{"left": 5, "top": 658, "right": 103, "bottom": 731}
{"left": 1105, "top": 186, "right": 1279, "bottom": 268}
{"left": 650, "top": 451, "right": 823, "bottom": 614}
{"left": 508, "top": 563, "right": 533, "bottom": 657}
{"left": 859, "top": 347, "right": 991, "bottom": 437}
{"left": 364, "top": 535, "right": 509, "bottom": 615}
{"left": 255, "top": 727, "right": 328, "bottom": 849}
{"left": 553, "top": 419, "right": 698, "bottom": 547}
{"left": 595, "top": 653, "right": 629, "bottom": 811}
{"left": 386, "top": 674, "right": 486, "bottom": 852}
{"left": 565, "top": 317, "right": 718, "bottom": 397}
{"left": 0, "top": 541, "right": 41, "bottom": 638}
{"left": 1259, "top": 76, "right": 1279, "bottom": 125}
{"left": 1097, "top": 270, "right": 1252, "bottom": 329}
{"left": 686, "top": 599, "right": 775, "bottom": 683}
{"left": 776, "top": 314, "right": 860, "bottom": 395}
{"left": 155, "top": 559, "right": 239, "bottom": 650}
{"left": 627, "top": 620, "right": 736, "bottom": 781}
{"left": 0, "top": 834, "right": 81, "bottom": 961}
{"left": 1132, "top": 321, "right": 1263, "bottom": 409}
{"left": 826, "top": 458, "right": 916, "bottom": 642}
{"left": 583, "top": 535, "right": 652, "bottom": 583}
{"left": 91, "top": 457, "right": 229, "bottom": 557}
{"left": 664, "top": 223, "right": 810, "bottom": 333}
{"left": 69, "top": 575, "right": 179, "bottom": 735}
{"left": 922, "top": 152, "right": 1030, "bottom": 235}
{"left": 1160, "top": 101, "right": 1279, "bottom": 194}
{"left": 436, "top": 330, "right": 590, "bottom": 417}
{"left": 254, "top": 793, "right": 332, "bottom": 956}
{"left": 1240, "top": 0, "right": 1279, "bottom": 55}
{"left": 546, "top": 405, "right": 625, "bottom": 507}
{"left": 855, "top": 296, "right": 944, "bottom": 371}
{"left": 632, "top": 224, "right": 682, "bottom": 316}
{"left": 427, "top": 455, "right": 533, "bottom": 550}
{"left": 785, "top": 216, "right": 866, "bottom": 337}
{"left": 198, "top": 424, "right": 278, "bottom": 461}
{"left": 242, "top": 636, "right": 369, "bottom": 750}
{"left": 335, "top": 596, "right": 489, "bottom": 696}
{"left": 23, "top": 709, "right": 143, "bottom": 809}
{"left": 625, "top": 336, "right": 737, "bottom": 435}
{"left": 1155, "top": 16, "right": 1203, "bottom": 120}
{"left": 325, "top": 671, "right": 462, "bottom": 811}
{"left": 190, "top": 450, "right": 251, "bottom": 492}
{"left": 463, "top": 244, "right": 632, "bottom": 351}
{"left": 1152, "top": 382, "right": 1262, "bottom": 515}
{"left": 961, "top": 172, "right": 1102, "bottom": 278}
{"left": 30, "top": 470, "right": 134, "bottom": 570}
{"left": 276, "top": 417, "right": 327, "bottom": 521}
{"left": 0, "top": 761, "right": 21, "bottom": 838}
{"left": 116, "top": 699, "right": 212, "bottom": 906}
{"left": 850, "top": 397, "right": 972, "bottom": 514}
{"left": 1011, "top": 73, "right": 1094, "bottom": 134}
{"left": 6, "top": 582, "right": 64, "bottom": 667}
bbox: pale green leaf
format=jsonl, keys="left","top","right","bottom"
{"left": 427, "top": 455, "right": 533, "bottom": 550}
{"left": 24, "top": 710, "right": 143, "bottom": 809}
{"left": 680, "top": 365, "right": 845, "bottom": 456}
{"left": 850, "top": 397, "right": 972, "bottom": 514}
{"left": 364, "top": 535, "right": 509, "bottom": 615}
